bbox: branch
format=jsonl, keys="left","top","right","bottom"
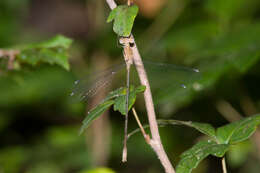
{"left": 0, "top": 49, "right": 20, "bottom": 70}
{"left": 106, "top": 0, "right": 117, "bottom": 9}
{"left": 105, "top": 1, "right": 175, "bottom": 172}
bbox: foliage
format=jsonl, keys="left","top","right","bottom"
{"left": 17, "top": 35, "right": 72, "bottom": 70}
{"left": 156, "top": 115, "right": 260, "bottom": 173}
{"left": 107, "top": 5, "right": 139, "bottom": 37}
{"left": 1, "top": 0, "right": 260, "bottom": 173}
{"left": 79, "top": 85, "right": 145, "bottom": 135}
{"left": 79, "top": 168, "right": 115, "bottom": 173}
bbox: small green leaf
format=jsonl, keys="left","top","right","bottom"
{"left": 79, "top": 168, "right": 115, "bottom": 173}
{"left": 29, "top": 35, "right": 73, "bottom": 49}
{"left": 17, "top": 35, "right": 73, "bottom": 70}
{"left": 216, "top": 114, "right": 260, "bottom": 144}
{"left": 135, "top": 85, "right": 146, "bottom": 93}
{"left": 79, "top": 85, "right": 145, "bottom": 134}
{"left": 103, "top": 87, "right": 126, "bottom": 102}
{"left": 176, "top": 140, "right": 229, "bottom": 173}
{"left": 106, "top": 5, "right": 139, "bottom": 37}
{"left": 113, "top": 85, "right": 145, "bottom": 115}
{"left": 157, "top": 120, "right": 216, "bottom": 139}
{"left": 107, "top": 7, "right": 118, "bottom": 23}
{"left": 79, "top": 100, "right": 114, "bottom": 135}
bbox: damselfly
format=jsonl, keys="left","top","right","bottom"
{"left": 71, "top": 39, "right": 200, "bottom": 162}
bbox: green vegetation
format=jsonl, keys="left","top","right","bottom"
{"left": 1, "top": 0, "right": 260, "bottom": 173}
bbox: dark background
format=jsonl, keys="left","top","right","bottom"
{"left": 1, "top": 0, "right": 260, "bottom": 173}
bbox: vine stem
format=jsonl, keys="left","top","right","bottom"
{"left": 222, "top": 157, "right": 227, "bottom": 173}
{"left": 105, "top": 1, "right": 175, "bottom": 173}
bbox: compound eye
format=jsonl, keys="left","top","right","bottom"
{"left": 129, "top": 42, "right": 135, "bottom": 47}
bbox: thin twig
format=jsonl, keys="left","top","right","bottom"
{"left": 132, "top": 107, "right": 150, "bottom": 144}
{"left": 216, "top": 100, "right": 242, "bottom": 122}
{"left": 105, "top": 1, "right": 175, "bottom": 172}
{"left": 106, "top": 0, "right": 117, "bottom": 9}
{"left": 0, "top": 49, "right": 20, "bottom": 70}
{"left": 222, "top": 157, "right": 227, "bottom": 173}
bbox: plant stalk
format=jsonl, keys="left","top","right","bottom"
{"left": 105, "top": 1, "right": 176, "bottom": 172}
{"left": 222, "top": 157, "right": 227, "bottom": 173}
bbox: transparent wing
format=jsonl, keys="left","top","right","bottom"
{"left": 70, "top": 62, "right": 126, "bottom": 102}
{"left": 70, "top": 59, "right": 200, "bottom": 103}
{"left": 133, "top": 60, "right": 201, "bottom": 105}
{"left": 132, "top": 60, "right": 200, "bottom": 89}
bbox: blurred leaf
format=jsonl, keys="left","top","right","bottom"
{"left": 164, "top": 22, "right": 220, "bottom": 54}
{"left": 0, "top": 0, "right": 29, "bottom": 47}
{"left": 216, "top": 114, "right": 260, "bottom": 144}
{"left": 204, "top": 0, "right": 260, "bottom": 22}
{"left": 17, "top": 35, "right": 73, "bottom": 70}
{"left": 0, "top": 146, "right": 28, "bottom": 173}
{"left": 26, "top": 35, "right": 73, "bottom": 49}
{"left": 79, "top": 100, "right": 114, "bottom": 135}
{"left": 176, "top": 140, "right": 229, "bottom": 173}
{"left": 107, "top": 5, "right": 139, "bottom": 37}
{"left": 205, "top": 0, "right": 246, "bottom": 22}
{"left": 159, "top": 23, "right": 260, "bottom": 112}
{"left": 227, "top": 140, "right": 253, "bottom": 168}
{"left": 113, "top": 85, "right": 145, "bottom": 115}
{"left": 80, "top": 168, "right": 115, "bottom": 173}
{"left": 26, "top": 162, "right": 62, "bottom": 173}
{"left": 46, "top": 127, "right": 80, "bottom": 148}
{"left": 0, "top": 66, "right": 74, "bottom": 107}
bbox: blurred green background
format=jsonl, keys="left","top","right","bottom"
{"left": 1, "top": 0, "right": 260, "bottom": 173}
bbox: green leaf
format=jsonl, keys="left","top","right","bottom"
{"left": 17, "top": 35, "right": 73, "bottom": 70}
{"left": 107, "top": 5, "right": 139, "bottom": 37}
{"left": 78, "top": 85, "right": 144, "bottom": 134}
{"left": 103, "top": 87, "right": 126, "bottom": 102}
{"left": 113, "top": 85, "right": 145, "bottom": 115}
{"left": 79, "top": 168, "right": 115, "bottom": 173}
{"left": 79, "top": 100, "right": 114, "bottom": 135}
{"left": 216, "top": 114, "right": 260, "bottom": 144}
{"left": 26, "top": 35, "right": 73, "bottom": 49}
{"left": 106, "top": 7, "right": 118, "bottom": 23}
{"left": 176, "top": 140, "right": 229, "bottom": 173}
{"left": 157, "top": 120, "right": 216, "bottom": 139}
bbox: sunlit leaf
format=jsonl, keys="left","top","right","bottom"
{"left": 17, "top": 35, "right": 73, "bottom": 70}
{"left": 80, "top": 168, "right": 115, "bottom": 173}
{"left": 107, "top": 5, "right": 138, "bottom": 37}
{"left": 113, "top": 85, "right": 145, "bottom": 115}
{"left": 226, "top": 141, "right": 253, "bottom": 168}
{"left": 216, "top": 114, "right": 260, "bottom": 144}
{"left": 176, "top": 140, "right": 229, "bottom": 173}
{"left": 79, "top": 100, "right": 114, "bottom": 135}
{"left": 158, "top": 120, "right": 216, "bottom": 139}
